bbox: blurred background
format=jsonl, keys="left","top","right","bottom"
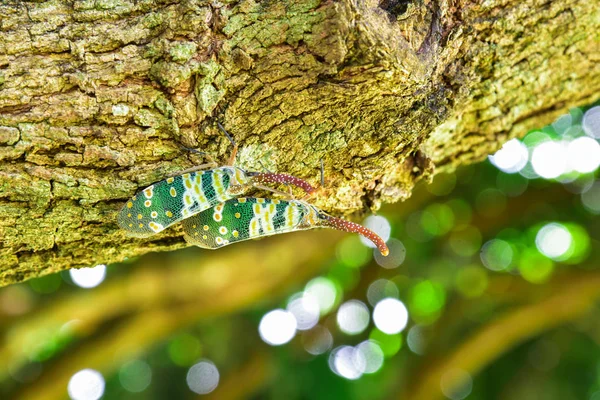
{"left": 1, "top": 102, "right": 600, "bottom": 400}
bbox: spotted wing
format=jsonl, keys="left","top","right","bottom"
{"left": 117, "top": 168, "right": 232, "bottom": 237}
{"left": 182, "top": 198, "right": 309, "bottom": 249}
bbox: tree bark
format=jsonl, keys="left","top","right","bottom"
{"left": 0, "top": 0, "right": 598, "bottom": 286}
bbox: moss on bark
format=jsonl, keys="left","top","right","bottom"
{"left": 0, "top": 0, "right": 598, "bottom": 286}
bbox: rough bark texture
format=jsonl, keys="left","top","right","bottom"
{"left": 0, "top": 0, "right": 598, "bottom": 286}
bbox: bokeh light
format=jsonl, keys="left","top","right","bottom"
{"left": 359, "top": 215, "right": 391, "bottom": 248}
{"left": 373, "top": 298, "right": 408, "bottom": 334}
{"left": 566, "top": 137, "right": 600, "bottom": 173}
{"left": 531, "top": 141, "right": 567, "bottom": 179}
{"left": 337, "top": 300, "right": 370, "bottom": 335}
{"left": 560, "top": 223, "right": 591, "bottom": 264}
{"left": 480, "top": 239, "right": 513, "bottom": 271}
{"left": 522, "top": 130, "right": 551, "bottom": 149}
{"left": 69, "top": 265, "right": 106, "bottom": 289}
{"left": 304, "top": 277, "right": 339, "bottom": 315}
{"left": 409, "top": 281, "right": 446, "bottom": 321}
{"left": 440, "top": 368, "right": 473, "bottom": 400}
{"left": 259, "top": 309, "right": 297, "bottom": 346}
{"left": 327, "top": 262, "right": 360, "bottom": 290}
{"left": 582, "top": 106, "right": 600, "bottom": 138}
{"left": 518, "top": 162, "right": 540, "bottom": 180}
{"left": 367, "top": 279, "right": 400, "bottom": 307}
{"left": 535, "top": 223, "right": 572, "bottom": 260}
{"left": 355, "top": 340, "right": 384, "bottom": 374}
{"left": 519, "top": 248, "right": 554, "bottom": 283}
{"left": 67, "top": 369, "right": 105, "bottom": 400}
{"left": 446, "top": 199, "right": 473, "bottom": 228}
{"left": 119, "top": 360, "right": 152, "bottom": 393}
{"left": 302, "top": 325, "right": 333, "bottom": 355}
{"left": 329, "top": 346, "right": 365, "bottom": 380}
{"left": 562, "top": 123, "right": 586, "bottom": 140}
{"left": 337, "top": 235, "right": 371, "bottom": 268}
{"left": 369, "top": 329, "right": 403, "bottom": 358}
{"left": 29, "top": 274, "right": 62, "bottom": 294}
{"left": 552, "top": 113, "right": 573, "bottom": 134}
{"left": 374, "top": 239, "right": 406, "bottom": 268}
{"left": 168, "top": 333, "right": 202, "bottom": 366}
{"left": 287, "top": 292, "right": 320, "bottom": 331}
{"left": 489, "top": 138, "right": 529, "bottom": 173}
{"left": 448, "top": 226, "right": 482, "bottom": 257}
{"left": 186, "top": 360, "right": 219, "bottom": 395}
{"left": 582, "top": 180, "right": 600, "bottom": 214}
{"left": 455, "top": 266, "right": 489, "bottom": 297}
{"left": 565, "top": 174, "right": 594, "bottom": 194}
{"left": 421, "top": 203, "right": 455, "bottom": 237}
{"left": 407, "top": 325, "right": 425, "bottom": 355}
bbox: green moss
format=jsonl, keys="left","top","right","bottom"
{"left": 169, "top": 42, "right": 197, "bottom": 63}
{"left": 255, "top": 21, "right": 289, "bottom": 47}
{"left": 149, "top": 60, "right": 192, "bottom": 88}
{"left": 287, "top": 0, "right": 321, "bottom": 14}
{"left": 197, "top": 60, "right": 221, "bottom": 81}
{"left": 143, "top": 41, "right": 161, "bottom": 59}
{"left": 95, "top": 0, "right": 124, "bottom": 10}
{"left": 142, "top": 12, "right": 164, "bottom": 29}
{"left": 0, "top": 0, "right": 597, "bottom": 286}
{"left": 193, "top": 60, "right": 226, "bottom": 114}
{"left": 134, "top": 108, "right": 165, "bottom": 128}
{"left": 196, "top": 84, "right": 225, "bottom": 114}
{"left": 154, "top": 97, "right": 175, "bottom": 118}
{"left": 312, "top": 130, "right": 347, "bottom": 151}
{"left": 0, "top": 126, "right": 20, "bottom": 145}
{"left": 285, "top": 11, "right": 325, "bottom": 44}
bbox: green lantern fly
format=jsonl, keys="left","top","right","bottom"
{"left": 117, "top": 124, "right": 316, "bottom": 238}
{"left": 181, "top": 197, "right": 390, "bottom": 256}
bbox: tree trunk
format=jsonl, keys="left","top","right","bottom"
{"left": 0, "top": 0, "right": 598, "bottom": 286}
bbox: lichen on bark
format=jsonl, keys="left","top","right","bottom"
{"left": 0, "top": 0, "right": 598, "bottom": 286}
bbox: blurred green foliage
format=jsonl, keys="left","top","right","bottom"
{"left": 1, "top": 101, "right": 600, "bottom": 400}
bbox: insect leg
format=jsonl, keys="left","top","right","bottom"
{"left": 217, "top": 122, "right": 238, "bottom": 166}
{"left": 320, "top": 158, "right": 325, "bottom": 187}
{"left": 249, "top": 173, "right": 316, "bottom": 196}
{"left": 300, "top": 159, "right": 325, "bottom": 201}
{"left": 258, "top": 160, "right": 295, "bottom": 197}
{"left": 178, "top": 144, "right": 219, "bottom": 171}
{"left": 253, "top": 184, "right": 295, "bottom": 199}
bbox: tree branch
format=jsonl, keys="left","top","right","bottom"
{"left": 1, "top": 0, "right": 598, "bottom": 284}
